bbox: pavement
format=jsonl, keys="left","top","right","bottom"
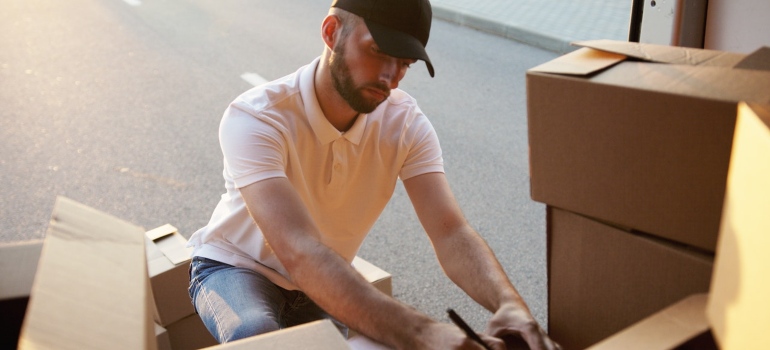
{"left": 431, "top": 0, "right": 632, "bottom": 53}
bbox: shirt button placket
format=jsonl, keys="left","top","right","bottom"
{"left": 330, "top": 139, "right": 344, "bottom": 188}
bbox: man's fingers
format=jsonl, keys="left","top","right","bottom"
{"left": 478, "top": 334, "right": 506, "bottom": 350}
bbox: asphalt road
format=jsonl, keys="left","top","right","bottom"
{"left": 1, "top": 0, "right": 557, "bottom": 333}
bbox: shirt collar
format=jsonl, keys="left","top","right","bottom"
{"left": 300, "top": 57, "right": 367, "bottom": 146}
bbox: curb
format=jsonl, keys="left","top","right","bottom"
{"left": 432, "top": 4, "right": 577, "bottom": 54}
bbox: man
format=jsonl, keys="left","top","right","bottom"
{"left": 187, "top": 0, "right": 559, "bottom": 349}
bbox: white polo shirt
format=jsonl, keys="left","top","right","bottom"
{"left": 188, "top": 57, "right": 444, "bottom": 290}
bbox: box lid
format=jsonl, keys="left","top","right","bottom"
{"left": 146, "top": 224, "right": 192, "bottom": 266}
{"left": 529, "top": 40, "right": 747, "bottom": 76}
{"left": 574, "top": 39, "right": 744, "bottom": 66}
{"left": 707, "top": 102, "right": 770, "bottom": 349}
{"left": 18, "top": 196, "right": 155, "bottom": 350}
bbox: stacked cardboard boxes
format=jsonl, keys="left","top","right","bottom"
{"left": 526, "top": 40, "right": 770, "bottom": 349}
{"left": 588, "top": 102, "right": 770, "bottom": 349}
{"left": 144, "top": 224, "right": 217, "bottom": 350}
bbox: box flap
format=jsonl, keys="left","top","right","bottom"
{"left": 146, "top": 223, "right": 177, "bottom": 241}
{"left": 146, "top": 224, "right": 192, "bottom": 265}
{"left": 587, "top": 294, "right": 710, "bottom": 350}
{"left": 528, "top": 47, "right": 626, "bottom": 75}
{"left": 0, "top": 240, "right": 43, "bottom": 300}
{"left": 19, "top": 196, "right": 155, "bottom": 350}
{"left": 573, "top": 39, "right": 744, "bottom": 66}
{"left": 707, "top": 102, "right": 770, "bottom": 349}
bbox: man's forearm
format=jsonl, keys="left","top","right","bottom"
{"left": 281, "top": 236, "right": 435, "bottom": 349}
{"left": 432, "top": 226, "right": 527, "bottom": 312}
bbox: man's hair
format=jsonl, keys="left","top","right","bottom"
{"left": 328, "top": 8, "right": 362, "bottom": 42}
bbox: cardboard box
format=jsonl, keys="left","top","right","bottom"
{"left": 165, "top": 313, "right": 218, "bottom": 350}
{"left": 203, "top": 320, "right": 349, "bottom": 350}
{"left": 527, "top": 40, "right": 770, "bottom": 252}
{"left": 547, "top": 206, "right": 714, "bottom": 350}
{"left": 18, "top": 196, "right": 156, "bottom": 350}
{"left": 0, "top": 240, "right": 43, "bottom": 349}
{"left": 707, "top": 102, "right": 770, "bottom": 349}
{"left": 352, "top": 256, "right": 392, "bottom": 298}
{"left": 145, "top": 224, "right": 195, "bottom": 326}
{"left": 587, "top": 294, "right": 716, "bottom": 350}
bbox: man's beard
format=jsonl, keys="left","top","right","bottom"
{"left": 330, "top": 42, "right": 390, "bottom": 114}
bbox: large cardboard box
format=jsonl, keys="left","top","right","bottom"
{"left": 145, "top": 224, "right": 195, "bottom": 326}
{"left": 203, "top": 320, "right": 349, "bottom": 349}
{"left": 707, "top": 102, "right": 770, "bottom": 349}
{"left": 527, "top": 40, "right": 770, "bottom": 252}
{"left": 18, "top": 196, "right": 156, "bottom": 350}
{"left": 0, "top": 240, "right": 43, "bottom": 349}
{"left": 547, "top": 206, "right": 714, "bottom": 350}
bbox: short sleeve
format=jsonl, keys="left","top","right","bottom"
{"left": 219, "top": 104, "right": 288, "bottom": 188}
{"left": 399, "top": 109, "right": 444, "bottom": 180}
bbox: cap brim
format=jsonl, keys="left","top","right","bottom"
{"left": 363, "top": 19, "right": 435, "bottom": 77}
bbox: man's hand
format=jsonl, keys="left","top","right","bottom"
{"left": 484, "top": 304, "right": 561, "bottom": 350}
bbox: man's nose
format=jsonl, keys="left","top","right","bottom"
{"left": 379, "top": 59, "right": 400, "bottom": 90}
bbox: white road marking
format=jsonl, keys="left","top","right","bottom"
{"left": 241, "top": 72, "right": 268, "bottom": 86}
{"left": 122, "top": 0, "right": 141, "bottom": 6}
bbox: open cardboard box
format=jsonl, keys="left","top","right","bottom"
{"left": 582, "top": 102, "right": 770, "bottom": 349}
{"left": 527, "top": 40, "right": 770, "bottom": 253}
{"left": 16, "top": 197, "right": 156, "bottom": 350}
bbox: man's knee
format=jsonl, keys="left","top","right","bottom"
{"left": 218, "top": 309, "right": 281, "bottom": 343}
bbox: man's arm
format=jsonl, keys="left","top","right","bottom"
{"left": 403, "top": 172, "right": 559, "bottom": 350}
{"left": 239, "top": 177, "right": 503, "bottom": 350}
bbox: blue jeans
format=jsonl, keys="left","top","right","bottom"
{"left": 188, "top": 256, "right": 348, "bottom": 343}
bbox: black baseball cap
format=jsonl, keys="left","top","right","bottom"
{"left": 331, "top": 0, "right": 435, "bottom": 77}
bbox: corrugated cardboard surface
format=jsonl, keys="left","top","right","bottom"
{"left": 18, "top": 196, "right": 156, "bottom": 350}
{"left": 547, "top": 207, "right": 713, "bottom": 350}
{"left": 527, "top": 43, "right": 770, "bottom": 252}
{"left": 588, "top": 294, "right": 711, "bottom": 350}
{"left": 707, "top": 102, "right": 770, "bottom": 349}
{"left": 203, "top": 320, "right": 348, "bottom": 350}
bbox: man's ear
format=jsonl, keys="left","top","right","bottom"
{"left": 321, "top": 15, "right": 341, "bottom": 50}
